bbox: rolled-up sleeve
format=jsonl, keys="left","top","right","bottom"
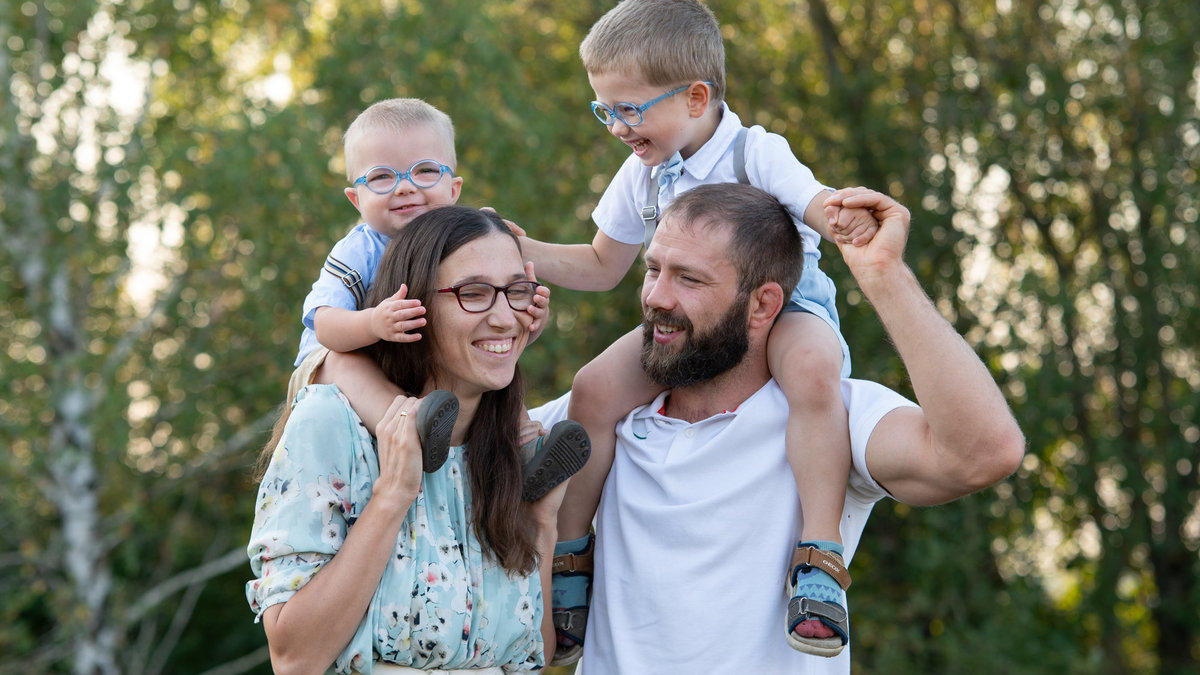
{"left": 246, "top": 387, "right": 364, "bottom": 620}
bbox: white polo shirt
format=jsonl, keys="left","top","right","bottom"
{"left": 530, "top": 378, "right": 915, "bottom": 675}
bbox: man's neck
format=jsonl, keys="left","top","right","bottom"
{"left": 661, "top": 352, "right": 770, "bottom": 424}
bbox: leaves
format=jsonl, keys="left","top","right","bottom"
{"left": 2, "top": 1, "right": 1197, "bottom": 673}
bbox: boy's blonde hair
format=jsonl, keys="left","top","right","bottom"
{"left": 580, "top": 0, "right": 726, "bottom": 103}
{"left": 343, "top": 98, "right": 457, "bottom": 180}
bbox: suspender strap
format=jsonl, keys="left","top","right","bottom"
{"left": 323, "top": 254, "right": 366, "bottom": 309}
{"left": 732, "top": 126, "right": 748, "bottom": 184}
{"left": 640, "top": 127, "right": 750, "bottom": 249}
{"left": 641, "top": 171, "right": 661, "bottom": 249}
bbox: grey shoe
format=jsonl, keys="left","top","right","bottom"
{"left": 521, "top": 420, "right": 591, "bottom": 502}
{"left": 416, "top": 390, "right": 458, "bottom": 473}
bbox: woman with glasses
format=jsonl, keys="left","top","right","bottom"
{"left": 248, "top": 206, "right": 572, "bottom": 673}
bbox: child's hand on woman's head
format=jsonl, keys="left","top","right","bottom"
{"left": 523, "top": 261, "right": 551, "bottom": 341}
{"left": 481, "top": 206, "right": 527, "bottom": 237}
{"left": 372, "top": 284, "right": 427, "bottom": 343}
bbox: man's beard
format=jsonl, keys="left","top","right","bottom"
{"left": 641, "top": 296, "right": 751, "bottom": 388}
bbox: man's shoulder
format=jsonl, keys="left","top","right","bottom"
{"left": 841, "top": 378, "right": 916, "bottom": 417}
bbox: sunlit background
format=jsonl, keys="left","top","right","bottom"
{"left": 2, "top": 1, "right": 1197, "bottom": 673}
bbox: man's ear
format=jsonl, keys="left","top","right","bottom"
{"left": 747, "top": 282, "right": 785, "bottom": 330}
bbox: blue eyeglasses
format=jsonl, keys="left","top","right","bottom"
{"left": 590, "top": 81, "right": 715, "bottom": 127}
{"left": 352, "top": 160, "right": 454, "bottom": 194}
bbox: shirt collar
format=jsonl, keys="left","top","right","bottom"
{"left": 631, "top": 386, "right": 746, "bottom": 423}
{"left": 673, "top": 102, "right": 742, "bottom": 182}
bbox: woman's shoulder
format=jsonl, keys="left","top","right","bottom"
{"left": 283, "top": 385, "right": 370, "bottom": 453}
{"left": 290, "top": 383, "right": 351, "bottom": 417}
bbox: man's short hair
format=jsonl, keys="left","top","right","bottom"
{"left": 343, "top": 98, "right": 456, "bottom": 179}
{"left": 580, "top": 0, "right": 726, "bottom": 103}
{"left": 661, "top": 183, "right": 802, "bottom": 296}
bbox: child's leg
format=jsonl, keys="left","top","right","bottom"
{"left": 557, "top": 327, "right": 665, "bottom": 541}
{"left": 318, "top": 350, "right": 457, "bottom": 472}
{"left": 768, "top": 312, "right": 852, "bottom": 650}
{"left": 770, "top": 312, "right": 850, "bottom": 546}
{"left": 549, "top": 327, "right": 662, "bottom": 665}
{"left": 316, "top": 351, "right": 402, "bottom": 432}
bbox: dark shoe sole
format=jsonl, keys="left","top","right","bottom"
{"left": 522, "top": 420, "right": 591, "bottom": 502}
{"left": 416, "top": 390, "right": 458, "bottom": 473}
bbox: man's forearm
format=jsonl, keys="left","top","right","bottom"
{"left": 859, "top": 260, "right": 1025, "bottom": 497}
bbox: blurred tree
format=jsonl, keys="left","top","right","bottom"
{"left": 716, "top": 1, "right": 1199, "bottom": 673}
{"left": 0, "top": 0, "right": 330, "bottom": 671}
{"left": 2, "top": 0, "right": 1196, "bottom": 674}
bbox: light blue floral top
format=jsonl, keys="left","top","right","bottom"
{"left": 246, "top": 385, "right": 544, "bottom": 674}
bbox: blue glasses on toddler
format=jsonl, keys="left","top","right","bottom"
{"left": 590, "top": 81, "right": 715, "bottom": 127}
{"left": 353, "top": 160, "right": 454, "bottom": 194}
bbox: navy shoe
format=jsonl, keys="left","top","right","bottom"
{"left": 521, "top": 420, "right": 591, "bottom": 502}
{"left": 416, "top": 390, "right": 458, "bottom": 473}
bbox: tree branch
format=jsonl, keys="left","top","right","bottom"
{"left": 196, "top": 646, "right": 271, "bottom": 675}
{"left": 122, "top": 546, "right": 247, "bottom": 626}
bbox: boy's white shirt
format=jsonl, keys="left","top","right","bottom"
{"left": 591, "top": 103, "right": 830, "bottom": 255}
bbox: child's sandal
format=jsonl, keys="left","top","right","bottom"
{"left": 785, "top": 543, "right": 851, "bottom": 657}
{"left": 521, "top": 420, "right": 591, "bottom": 502}
{"left": 549, "top": 533, "right": 594, "bottom": 667}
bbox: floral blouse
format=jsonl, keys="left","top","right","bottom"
{"left": 246, "top": 385, "right": 544, "bottom": 674}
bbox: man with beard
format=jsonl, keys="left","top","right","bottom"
{"left": 530, "top": 183, "right": 1025, "bottom": 674}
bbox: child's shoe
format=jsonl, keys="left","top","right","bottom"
{"left": 785, "top": 540, "right": 851, "bottom": 657}
{"left": 520, "top": 420, "right": 591, "bottom": 502}
{"left": 550, "top": 533, "right": 594, "bottom": 666}
{"left": 415, "top": 390, "right": 458, "bottom": 473}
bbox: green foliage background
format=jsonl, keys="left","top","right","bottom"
{"left": 1, "top": 0, "right": 1197, "bottom": 673}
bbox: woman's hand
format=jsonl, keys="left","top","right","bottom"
{"left": 527, "top": 477, "right": 569, "bottom": 534}
{"left": 530, "top": 478, "right": 570, "bottom": 667}
{"left": 372, "top": 395, "right": 424, "bottom": 511}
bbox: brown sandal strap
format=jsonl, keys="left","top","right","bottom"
{"left": 552, "top": 534, "right": 595, "bottom": 575}
{"left": 791, "top": 546, "right": 851, "bottom": 590}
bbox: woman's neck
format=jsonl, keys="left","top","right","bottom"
{"left": 449, "top": 392, "right": 479, "bottom": 446}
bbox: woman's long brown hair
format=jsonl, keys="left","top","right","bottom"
{"left": 257, "top": 206, "right": 536, "bottom": 575}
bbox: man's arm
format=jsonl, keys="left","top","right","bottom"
{"left": 828, "top": 187, "right": 1025, "bottom": 506}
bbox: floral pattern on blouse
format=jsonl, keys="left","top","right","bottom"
{"left": 246, "top": 385, "right": 544, "bottom": 673}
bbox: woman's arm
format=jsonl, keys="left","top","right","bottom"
{"left": 262, "top": 396, "right": 424, "bottom": 675}
{"left": 528, "top": 479, "right": 570, "bottom": 667}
